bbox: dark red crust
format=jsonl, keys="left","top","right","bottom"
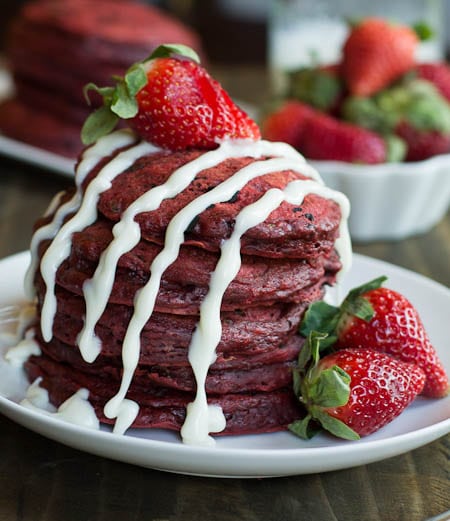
{"left": 42, "top": 284, "right": 314, "bottom": 359}
{"left": 84, "top": 149, "right": 343, "bottom": 258}
{"left": 26, "top": 353, "right": 304, "bottom": 434}
{"left": 33, "top": 221, "right": 339, "bottom": 313}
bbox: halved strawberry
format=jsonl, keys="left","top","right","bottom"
{"left": 300, "top": 277, "right": 449, "bottom": 398}
{"left": 342, "top": 18, "right": 418, "bottom": 96}
{"left": 289, "top": 332, "right": 425, "bottom": 439}
{"left": 81, "top": 44, "right": 260, "bottom": 150}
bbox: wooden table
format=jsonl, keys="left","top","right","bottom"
{"left": 0, "top": 68, "right": 449, "bottom": 520}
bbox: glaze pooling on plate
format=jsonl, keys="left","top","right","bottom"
{"left": 0, "top": 252, "right": 448, "bottom": 477}
{"left": 22, "top": 129, "right": 351, "bottom": 445}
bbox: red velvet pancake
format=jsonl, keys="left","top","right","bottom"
{"left": 26, "top": 141, "right": 346, "bottom": 437}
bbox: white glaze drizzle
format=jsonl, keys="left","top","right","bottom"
{"left": 24, "top": 130, "right": 137, "bottom": 300}
{"left": 85, "top": 157, "right": 323, "bottom": 425}
{"left": 0, "top": 302, "right": 37, "bottom": 348}
{"left": 24, "top": 190, "right": 80, "bottom": 300}
{"left": 5, "top": 329, "right": 41, "bottom": 367}
{"left": 101, "top": 148, "right": 330, "bottom": 433}
{"left": 181, "top": 188, "right": 285, "bottom": 445}
{"left": 181, "top": 179, "right": 350, "bottom": 444}
{"left": 79, "top": 141, "right": 324, "bottom": 360}
{"left": 39, "top": 135, "right": 158, "bottom": 342}
{"left": 30, "top": 131, "right": 351, "bottom": 442}
{"left": 21, "top": 378, "right": 99, "bottom": 430}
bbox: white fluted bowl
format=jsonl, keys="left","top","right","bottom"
{"left": 311, "top": 154, "right": 450, "bottom": 242}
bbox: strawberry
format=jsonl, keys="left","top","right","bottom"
{"left": 300, "top": 277, "right": 449, "bottom": 398}
{"left": 261, "top": 102, "right": 387, "bottom": 163}
{"left": 81, "top": 44, "right": 260, "bottom": 150}
{"left": 395, "top": 120, "right": 450, "bottom": 161}
{"left": 289, "top": 332, "right": 425, "bottom": 439}
{"left": 261, "top": 100, "right": 314, "bottom": 148}
{"left": 416, "top": 62, "right": 450, "bottom": 102}
{"left": 299, "top": 111, "right": 387, "bottom": 164}
{"left": 342, "top": 78, "right": 450, "bottom": 161}
{"left": 342, "top": 18, "right": 418, "bottom": 96}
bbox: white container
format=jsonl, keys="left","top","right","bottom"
{"left": 312, "top": 155, "right": 450, "bottom": 242}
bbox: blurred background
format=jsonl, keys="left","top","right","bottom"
{"left": 3, "top": 0, "right": 450, "bottom": 66}
{"left": 0, "top": 0, "right": 443, "bottom": 243}
{"left": 0, "top": 0, "right": 269, "bottom": 64}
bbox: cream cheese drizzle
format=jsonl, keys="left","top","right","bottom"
{"left": 181, "top": 188, "right": 286, "bottom": 445}
{"left": 24, "top": 190, "right": 80, "bottom": 300}
{"left": 39, "top": 138, "right": 158, "bottom": 342}
{"left": 30, "top": 130, "right": 351, "bottom": 443}
{"left": 181, "top": 179, "right": 350, "bottom": 445}
{"left": 0, "top": 302, "right": 37, "bottom": 348}
{"left": 79, "top": 141, "right": 280, "bottom": 363}
{"left": 24, "top": 130, "right": 137, "bottom": 301}
{"left": 79, "top": 146, "right": 323, "bottom": 364}
{"left": 101, "top": 149, "right": 328, "bottom": 433}
{"left": 21, "top": 378, "right": 99, "bottom": 430}
{"left": 5, "top": 329, "right": 41, "bottom": 367}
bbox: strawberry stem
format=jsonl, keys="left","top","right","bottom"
{"left": 412, "top": 21, "right": 434, "bottom": 41}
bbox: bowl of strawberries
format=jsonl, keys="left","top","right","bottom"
{"left": 262, "top": 17, "right": 450, "bottom": 242}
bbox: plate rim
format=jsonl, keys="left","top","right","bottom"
{"left": 0, "top": 134, "right": 74, "bottom": 177}
{"left": 0, "top": 250, "right": 448, "bottom": 477}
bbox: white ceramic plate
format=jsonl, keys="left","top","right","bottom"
{"left": 0, "top": 134, "right": 74, "bottom": 177}
{"left": 0, "top": 65, "right": 74, "bottom": 177}
{"left": 0, "top": 251, "right": 449, "bottom": 478}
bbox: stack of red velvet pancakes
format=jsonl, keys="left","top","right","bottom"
{"left": 25, "top": 137, "right": 347, "bottom": 437}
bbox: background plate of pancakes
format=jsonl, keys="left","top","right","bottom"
{"left": 0, "top": 65, "right": 74, "bottom": 176}
{"left": 0, "top": 251, "right": 448, "bottom": 478}
{"left": 0, "top": 133, "right": 74, "bottom": 176}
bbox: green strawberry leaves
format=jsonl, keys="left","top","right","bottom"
{"left": 288, "top": 414, "right": 319, "bottom": 439}
{"left": 384, "top": 134, "right": 407, "bottom": 162}
{"left": 342, "top": 77, "right": 450, "bottom": 139}
{"left": 310, "top": 409, "right": 359, "bottom": 440}
{"left": 299, "top": 301, "right": 340, "bottom": 347}
{"left": 289, "top": 331, "right": 359, "bottom": 441}
{"left": 287, "top": 67, "right": 343, "bottom": 111}
{"left": 341, "top": 275, "right": 387, "bottom": 317}
{"left": 307, "top": 365, "right": 351, "bottom": 408}
{"left": 82, "top": 70, "right": 145, "bottom": 145}
{"left": 81, "top": 104, "right": 120, "bottom": 146}
{"left": 412, "top": 21, "right": 434, "bottom": 41}
{"left": 300, "top": 275, "right": 387, "bottom": 341}
{"left": 81, "top": 43, "right": 201, "bottom": 145}
{"left": 146, "top": 43, "right": 200, "bottom": 63}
